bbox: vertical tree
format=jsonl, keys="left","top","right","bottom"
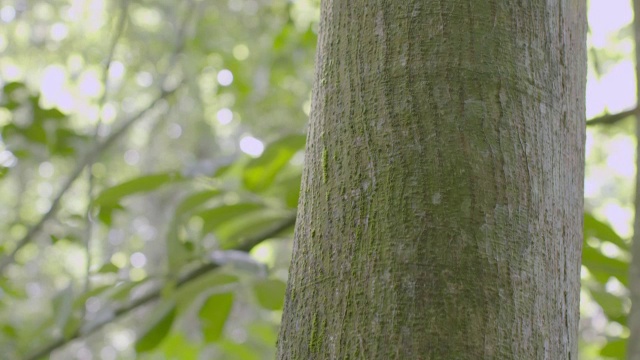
{"left": 628, "top": 0, "right": 640, "bottom": 358}
{"left": 277, "top": 1, "right": 586, "bottom": 359}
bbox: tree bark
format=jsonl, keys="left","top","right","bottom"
{"left": 627, "top": 0, "right": 640, "bottom": 358}
{"left": 277, "top": 1, "right": 587, "bottom": 359}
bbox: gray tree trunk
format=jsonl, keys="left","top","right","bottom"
{"left": 277, "top": 1, "right": 587, "bottom": 359}
{"left": 628, "top": 0, "right": 640, "bottom": 358}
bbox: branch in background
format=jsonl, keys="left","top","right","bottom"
{"left": 0, "top": 85, "right": 181, "bottom": 274}
{"left": 24, "top": 214, "right": 297, "bottom": 360}
{"left": 84, "top": 0, "right": 131, "bottom": 296}
{"left": 586, "top": 107, "right": 637, "bottom": 126}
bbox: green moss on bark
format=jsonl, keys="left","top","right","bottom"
{"left": 278, "top": 1, "right": 586, "bottom": 359}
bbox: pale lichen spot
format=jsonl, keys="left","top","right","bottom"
{"left": 432, "top": 192, "right": 442, "bottom": 204}
{"left": 375, "top": 10, "right": 385, "bottom": 38}
{"left": 540, "top": 102, "right": 547, "bottom": 115}
{"left": 400, "top": 43, "right": 409, "bottom": 66}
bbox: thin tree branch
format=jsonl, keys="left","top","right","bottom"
{"left": 84, "top": 0, "right": 131, "bottom": 295}
{"left": 23, "top": 215, "right": 296, "bottom": 360}
{"left": 586, "top": 107, "right": 637, "bottom": 126}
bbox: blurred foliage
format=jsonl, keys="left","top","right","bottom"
{"left": 0, "top": 0, "right": 315, "bottom": 358}
{"left": 0, "top": 0, "right": 634, "bottom": 359}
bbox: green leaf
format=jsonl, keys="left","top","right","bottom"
{"left": 2, "top": 81, "right": 26, "bottom": 96}
{"left": 253, "top": 278, "right": 287, "bottom": 310}
{"left": 52, "top": 284, "right": 74, "bottom": 334}
{"left": 34, "top": 106, "right": 65, "bottom": 121}
{"left": 51, "top": 128, "right": 82, "bottom": 157}
{"left": 283, "top": 174, "right": 302, "bottom": 208}
{"left": 175, "top": 190, "right": 221, "bottom": 217}
{"left": 198, "top": 292, "right": 234, "bottom": 343}
{"left": 0, "top": 280, "right": 27, "bottom": 299}
{"left": 97, "top": 204, "right": 124, "bottom": 225}
{"left": 1, "top": 82, "right": 28, "bottom": 111}
{"left": 106, "top": 280, "right": 148, "bottom": 302}
{"left": 73, "top": 285, "right": 113, "bottom": 307}
{"left": 159, "top": 333, "right": 201, "bottom": 360}
{"left": 242, "top": 134, "right": 306, "bottom": 192}
{"left": 97, "top": 262, "right": 120, "bottom": 274}
{"left": 197, "top": 203, "right": 264, "bottom": 235}
{"left": 582, "top": 245, "right": 628, "bottom": 286}
{"left": 175, "top": 273, "right": 237, "bottom": 312}
{"left": 62, "top": 314, "right": 83, "bottom": 339}
{"left": 94, "top": 172, "right": 183, "bottom": 207}
{"left": 600, "top": 338, "right": 626, "bottom": 358}
{"left": 135, "top": 301, "right": 177, "bottom": 353}
{"left": 166, "top": 233, "right": 192, "bottom": 274}
{"left": 166, "top": 190, "right": 222, "bottom": 273}
{"left": 1, "top": 324, "right": 17, "bottom": 338}
{"left": 219, "top": 339, "right": 260, "bottom": 360}
{"left": 215, "top": 211, "right": 293, "bottom": 246}
{"left": 584, "top": 213, "right": 628, "bottom": 251}
{"left": 249, "top": 323, "right": 278, "bottom": 346}
{"left": 23, "top": 123, "right": 47, "bottom": 144}
{"left": 273, "top": 23, "right": 294, "bottom": 51}
{"left": 167, "top": 190, "right": 222, "bottom": 269}
{"left": 589, "top": 288, "right": 626, "bottom": 323}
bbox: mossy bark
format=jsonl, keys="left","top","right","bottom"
{"left": 277, "top": 1, "right": 586, "bottom": 359}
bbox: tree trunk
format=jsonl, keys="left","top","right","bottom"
{"left": 627, "top": 0, "right": 640, "bottom": 358}
{"left": 277, "top": 1, "right": 587, "bottom": 359}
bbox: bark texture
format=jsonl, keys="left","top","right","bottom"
{"left": 277, "top": 1, "right": 586, "bottom": 359}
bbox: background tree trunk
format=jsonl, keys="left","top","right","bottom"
{"left": 627, "top": 0, "right": 640, "bottom": 358}
{"left": 277, "top": 1, "right": 586, "bottom": 359}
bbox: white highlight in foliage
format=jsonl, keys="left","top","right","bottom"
{"left": 167, "top": 123, "right": 182, "bottom": 139}
{"left": 136, "top": 72, "right": 153, "bottom": 87}
{"left": 124, "top": 149, "right": 140, "bottom": 165}
{"left": 110, "top": 329, "right": 135, "bottom": 350}
{"left": 108, "top": 61, "right": 125, "bottom": 80}
{"left": 130, "top": 252, "right": 147, "bottom": 268}
{"left": 217, "top": 69, "right": 234, "bottom": 86}
{"left": 601, "top": 202, "right": 632, "bottom": 238}
{"left": 39, "top": 162, "right": 54, "bottom": 178}
{"left": 100, "top": 346, "right": 117, "bottom": 360}
{"left": 78, "top": 70, "right": 102, "bottom": 98}
{"left": 0, "top": 150, "right": 17, "bottom": 167}
{"left": 239, "top": 136, "right": 264, "bottom": 157}
{"left": 217, "top": 108, "right": 233, "bottom": 124}
{"left": 50, "top": 23, "right": 69, "bottom": 41}
{"left": 0, "top": 6, "right": 16, "bottom": 22}
{"left": 41, "top": 65, "right": 66, "bottom": 99}
{"left": 605, "top": 135, "right": 634, "bottom": 178}
{"left": 75, "top": 346, "right": 93, "bottom": 360}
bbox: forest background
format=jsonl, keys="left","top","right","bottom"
{"left": 0, "top": 0, "right": 634, "bottom": 359}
